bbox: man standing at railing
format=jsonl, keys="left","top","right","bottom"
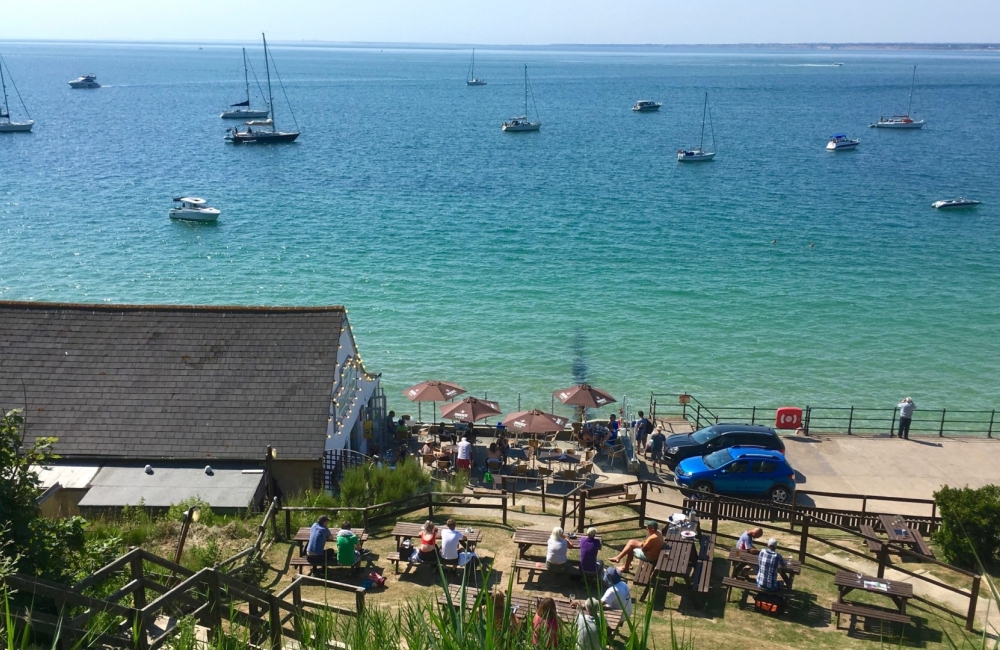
{"left": 896, "top": 397, "right": 915, "bottom": 440}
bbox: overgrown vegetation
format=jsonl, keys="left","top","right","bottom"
{"left": 934, "top": 484, "right": 1000, "bottom": 570}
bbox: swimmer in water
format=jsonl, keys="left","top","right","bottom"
{"left": 771, "top": 239, "right": 777, "bottom": 244}
{"left": 809, "top": 243, "right": 815, "bottom": 248}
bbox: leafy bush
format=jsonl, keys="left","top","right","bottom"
{"left": 188, "top": 538, "right": 223, "bottom": 570}
{"left": 339, "top": 458, "right": 431, "bottom": 510}
{"left": 167, "top": 497, "right": 217, "bottom": 527}
{"left": 933, "top": 484, "right": 1000, "bottom": 569}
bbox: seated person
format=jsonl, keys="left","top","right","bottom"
{"left": 606, "top": 414, "right": 620, "bottom": 443}
{"left": 611, "top": 520, "right": 663, "bottom": 573}
{"left": 420, "top": 441, "right": 434, "bottom": 456}
{"left": 417, "top": 520, "right": 439, "bottom": 563}
{"left": 545, "top": 526, "right": 569, "bottom": 571}
{"left": 737, "top": 527, "right": 764, "bottom": 555}
{"left": 579, "top": 422, "right": 596, "bottom": 448}
{"left": 305, "top": 516, "right": 336, "bottom": 567}
{"left": 436, "top": 421, "right": 455, "bottom": 444}
{"left": 439, "top": 518, "right": 467, "bottom": 564}
{"left": 573, "top": 598, "right": 602, "bottom": 650}
{"left": 495, "top": 432, "right": 510, "bottom": 461}
{"left": 600, "top": 567, "right": 633, "bottom": 615}
{"left": 486, "top": 442, "right": 504, "bottom": 470}
{"left": 578, "top": 527, "right": 604, "bottom": 576}
{"left": 756, "top": 538, "right": 787, "bottom": 591}
{"left": 336, "top": 522, "right": 362, "bottom": 566}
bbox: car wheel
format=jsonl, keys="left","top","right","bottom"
{"left": 693, "top": 481, "right": 714, "bottom": 495}
{"left": 769, "top": 485, "right": 791, "bottom": 504}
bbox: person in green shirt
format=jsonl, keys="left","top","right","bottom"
{"left": 336, "top": 522, "right": 361, "bottom": 566}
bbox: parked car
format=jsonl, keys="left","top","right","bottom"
{"left": 663, "top": 423, "right": 785, "bottom": 470}
{"left": 673, "top": 447, "right": 796, "bottom": 503}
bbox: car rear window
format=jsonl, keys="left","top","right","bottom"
{"left": 752, "top": 460, "right": 777, "bottom": 473}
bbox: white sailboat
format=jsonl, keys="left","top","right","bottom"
{"left": 0, "top": 53, "right": 33, "bottom": 133}
{"left": 466, "top": 49, "right": 486, "bottom": 86}
{"left": 678, "top": 93, "right": 716, "bottom": 162}
{"left": 225, "top": 34, "right": 300, "bottom": 144}
{"left": 871, "top": 66, "right": 925, "bottom": 129}
{"left": 221, "top": 48, "right": 270, "bottom": 119}
{"left": 502, "top": 64, "right": 541, "bottom": 132}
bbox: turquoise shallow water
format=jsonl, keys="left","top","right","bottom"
{"left": 1, "top": 43, "right": 999, "bottom": 416}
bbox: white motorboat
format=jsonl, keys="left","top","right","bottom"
{"left": 220, "top": 48, "right": 270, "bottom": 119}
{"left": 225, "top": 34, "right": 300, "bottom": 144}
{"left": 502, "top": 64, "right": 541, "bottom": 132}
{"left": 68, "top": 74, "right": 100, "bottom": 89}
{"left": 871, "top": 66, "right": 925, "bottom": 129}
{"left": 826, "top": 134, "right": 860, "bottom": 151}
{"left": 678, "top": 92, "right": 716, "bottom": 162}
{"left": 0, "top": 53, "right": 33, "bottom": 132}
{"left": 169, "top": 197, "right": 220, "bottom": 222}
{"left": 932, "top": 198, "right": 981, "bottom": 210}
{"left": 632, "top": 100, "right": 661, "bottom": 112}
{"left": 466, "top": 49, "right": 486, "bottom": 86}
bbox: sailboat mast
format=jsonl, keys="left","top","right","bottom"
{"left": 242, "top": 48, "right": 250, "bottom": 106}
{"left": 262, "top": 34, "right": 276, "bottom": 132}
{"left": 0, "top": 56, "right": 10, "bottom": 120}
{"left": 699, "top": 93, "right": 708, "bottom": 149}
{"left": 471, "top": 49, "right": 475, "bottom": 79}
{"left": 907, "top": 65, "right": 916, "bottom": 116}
{"left": 524, "top": 64, "right": 528, "bottom": 118}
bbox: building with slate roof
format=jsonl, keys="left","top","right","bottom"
{"left": 1, "top": 301, "right": 383, "bottom": 513}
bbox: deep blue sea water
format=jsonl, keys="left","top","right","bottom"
{"left": 1, "top": 42, "right": 999, "bottom": 416}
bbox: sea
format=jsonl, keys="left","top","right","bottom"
{"left": 1, "top": 42, "right": 999, "bottom": 418}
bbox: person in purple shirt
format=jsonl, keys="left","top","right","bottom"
{"left": 578, "top": 527, "right": 604, "bottom": 576}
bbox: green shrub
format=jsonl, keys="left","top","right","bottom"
{"left": 339, "top": 458, "right": 431, "bottom": 510}
{"left": 167, "top": 497, "right": 217, "bottom": 527}
{"left": 933, "top": 484, "right": 1000, "bottom": 569}
{"left": 188, "top": 538, "right": 223, "bottom": 570}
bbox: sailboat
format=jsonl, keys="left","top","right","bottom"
{"left": 502, "top": 64, "right": 541, "bottom": 132}
{"left": 678, "top": 93, "right": 715, "bottom": 162}
{"left": 225, "top": 34, "right": 300, "bottom": 144}
{"left": 0, "top": 53, "right": 34, "bottom": 133}
{"left": 220, "top": 48, "right": 270, "bottom": 119}
{"left": 466, "top": 49, "right": 486, "bottom": 86}
{"left": 871, "top": 65, "right": 925, "bottom": 129}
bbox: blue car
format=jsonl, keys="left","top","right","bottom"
{"left": 673, "top": 447, "right": 796, "bottom": 504}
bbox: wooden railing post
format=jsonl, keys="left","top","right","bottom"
{"left": 285, "top": 509, "right": 291, "bottom": 540}
{"left": 427, "top": 491, "right": 434, "bottom": 518}
{"left": 541, "top": 479, "right": 546, "bottom": 513}
{"left": 799, "top": 519, "right": 809, "bottom": 564}
{"left": 877, "top": 544, "right": 889, "bottom": 579}
{"left": 639, "top": 482, "right": 648, "bottom": 527}
{"left": 206, "top": 569, "right": 223, "bottom": 635}
{"left": 292, "top": 581, "right": 303, "bottom": 634}
{"left": 967, "top": 574, "right": 981, "bottom": 632}
{"left": 501, "top": 491, "right": 508, "bottom": 526}
{"left": 578, "top": 490, "right": 587, "bottom": 533}
{"left": 267, "top": 595, "right": 282, "bottom": 650}
{"left": 711, "top": 494, "right": 719, "bottom": 537}
{"left": 129, "top": 551, "right": 147, "bottom": 611}
{"left": 355, "top": 588, "right": 366, "bottom": 616}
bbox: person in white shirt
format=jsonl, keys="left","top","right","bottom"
{"left": 439, "top": 518, "right": 466, "bottom": 561}
{"left": 546, "top": 526, "right": 569, "bottom": 571}
{"left": 600, "top": 567, "right": 633, "bottom": 616}
{"left": 896, "top": 397, "right": 915, "bottom": 440}
{"left": 456, "top": 437, "right": 473, "bottom": 470}
{"left": 575, "top": 598, "right": 602, "bottom": 650}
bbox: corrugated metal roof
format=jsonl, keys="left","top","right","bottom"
{"left": 78, "top": 464, "right": 265, "bottom": 509}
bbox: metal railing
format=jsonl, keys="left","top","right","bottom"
{"left": 650, "top": 392, "right": 997, "bottom": 437}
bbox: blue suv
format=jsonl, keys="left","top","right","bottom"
{"left": 673, "top": 447, "right": 796, "bottom": 504}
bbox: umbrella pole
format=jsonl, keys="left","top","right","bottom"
{"left": 433, "top": 401, "right": 437, "bottom": 423}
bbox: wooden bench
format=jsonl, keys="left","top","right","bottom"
{"left": 859, "top": 524, "right": 884, "bottom": 555}
{"left": 831, "top": 601, "right": 911, "bottom": 631}
{"left": 721, "top": 576, "right": 791, "bottom": 612}
{"left": 291, "top": 555, "right": 363, "bottom": 576}
{"left": 386, "top": 552, "right": 468, "bottom": 575}
{"left": 909, "top": 529, "right": 935, "bottom": 558}
{"left": 513, "top": 558, "right": 596, "bottom": 584}
{"left": 582, "top": 483, "right": 635, "bottom": 502}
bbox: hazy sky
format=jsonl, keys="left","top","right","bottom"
{"left": 3, "top": 0, "right": 998, "bottom": 44}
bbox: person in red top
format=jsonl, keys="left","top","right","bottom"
{"left": 417, "top": 520, "right": 439, "bottom": 563}
{"left": 532, "top": 597, "right": 559, "bottom": 648}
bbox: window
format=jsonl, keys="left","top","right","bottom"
{"left": 723, "top": 460, "right": 748, "bottom": 474}
{"left": 752, "top": 461, "right": 777, "bottom": 473}
{"left": 703, "top": 449, "right": 734, "bottom": 469}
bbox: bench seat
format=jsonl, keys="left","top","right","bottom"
{"left": 831, "top": 601, "right": 911, "bottom": 629}
{"left": 387, "top": 551, "right": 467, "bottom": 575}
{"left": 859, "top": 524, "right": 884, "bottom": 554}
{"left": 291, "top": 555, "right": 362, "bottom": 575}
{"left": 722, "top": 576, "right": 791, "bottom": 612}
{"left": 513, "top": 558, "right": 593, "bottom": 584}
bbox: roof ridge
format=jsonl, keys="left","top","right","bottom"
{"left": 0, "top": 301, "right": 345, "bottom": 313}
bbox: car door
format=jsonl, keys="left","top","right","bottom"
{"left": 748, "top": 460, "right": 778, "bottom": 494}
{"left": 716, "top": 459, "right": 750, "bottom": 493}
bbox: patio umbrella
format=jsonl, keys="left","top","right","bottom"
{"left": 553, "top": 383, "right": 617, "bottom": 423}
{"left": 439, "top": 396, "right": 502, "bottom": 424}
{"left": 402, "top": 380, "right": 467, "bottom": 422}
{"left": 502, "top": 409, "right": 569, "bottom": 435}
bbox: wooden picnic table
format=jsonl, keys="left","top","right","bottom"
{"left": 437, "top": 584, "right": 623, "bottom": 637}
{"left": 392, "top": 522, "right": 483, "bottom": 551}
{"left": 536, "top": 452, "right": 581, "bottom": 466}
{"left": 727, "top": 549, "right": 801, "bottom": 589}
{"left": 835, "top": 570, "right": 913, "bottom": 614}
{"left": 293, "top": 527, "right": 368, "bottom": 557}
{"left": 877, "top": 514, "right": 935, "bottom": 557}
{"left": 512, "top": 528, "right": 599, "bottom": 559}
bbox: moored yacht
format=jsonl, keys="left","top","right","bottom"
{"left": 225, "top": 34, "right": 300, "bottom": 144}
{"left": 0, "top": 52, "right": 33, "bottom": 132}
{"left": 678, "top": 92, "right": 716, "bottom": 162}
{"left": 220, "top": 48, "right": 270, "bottom": 119}
{"left": 68, "top": 74, "right": 100, "bottom": 89}
{"left": 931, "top": 198, "right": 980, "bottom": 210}
{"left": 826, "top": 134, "right": 860, "bottom": 151}
{"left": 169, "top": 197, "right": 220, "bottom": 222}
{"left": 871, "top": 66, "right": 925, "bottom": 129}
{"left": 632, "top": 100, "right": 661, "bottom": 112}
{"left": 502, "top": 64, "right": 541, "bottom": 132}
{"left": 466, "top": 49, "right": 486, "bottom": 86}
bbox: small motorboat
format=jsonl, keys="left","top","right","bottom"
{"left": 169, "top": 197, "right": 220, "bottom": 222}
{"left": 932, "top": 198, "right": 981, "bottom": 210}
{"left": 826, "top": 134, "right": 860, "bottom": 151}
{"left": 68, "top": 74, "right": 100, "bottom": 89}
{"left": 632, "top": 100, "right": 662, "bottom": 112}
{"left": 677, "top": 147, "right": 716, "bottom": 162}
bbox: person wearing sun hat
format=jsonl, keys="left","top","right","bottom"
{"left": 600, "top": 566, "right": 633, "bottom": 615}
